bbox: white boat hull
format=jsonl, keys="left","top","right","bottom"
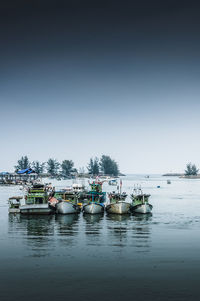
{"left": 83, "top": 203, "right": 104, "bottom": 214}
{"left": 20, "top": 203, "right": 53, "bottom": 215}
{"left": 9, "top": 208, "right": 20, "bottom": 213}
{"left": 56, "top": 201, "right": 79, "bottom": 214}
{"left": 106, "top": 202, "right": 130, "bottom": 214}
{"left": 132, "top": 203, "right": 152, "bottom": 214}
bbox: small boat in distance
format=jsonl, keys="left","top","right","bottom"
{"left": 8, "top": 196, "right": 22, "bottom": 213}
{"left": 83, "top": 180, "right": 106, "bottom": 214}
{"left": 131, "top": 186, "right": 152, "bottom": 214}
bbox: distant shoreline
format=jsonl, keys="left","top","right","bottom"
{"left": 179, "top": 175, "right": 200, "bottom": 179}
{"left": 162, "top": 173, "right": 184, "bottom": 176}
{"left": 163, "top": 173, "right": 200, "bottom": 179}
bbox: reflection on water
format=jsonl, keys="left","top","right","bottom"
{"left": 7, "top": 210, "right": 153, "bottom": 256}
{"left": 107, "top": 215, "right": 129, "bottom": 247}
{"left": 3, "top": 175, "right": 200, "bottom": 300}
{"left": 55, "top": 214, "right": 79, "bottom": 235}
{"left": 106, "top": 213, "right": 152, "bottom": 252}
{"left": 83, "top": 214, "right": 104, "bottom": 240}
{"left": 8, "top": 215, "right": 55, "bottom": 257}
{"left": 8, "top": 212, "right": 153, "bottom": 255}
{"left": 8, "top": 214, "right": 55, "bottom": 237}
{"left": 21, "top": 215, "right": 55, "bottom": 237}
{"left": 133, "top": 212, "right": 153, "bottom": 221}
{"left": 132, "top": 213, "right": 152, "bottom": 252}
{"left": 107, "top": 213, "right": 131, "bottom": 222}
{"left": 83, "top": 213, "right": 104, "bottom": 224}
{"left": 55, "top": 214, "right": 80, "bottom": 249}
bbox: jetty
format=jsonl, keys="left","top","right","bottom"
{"left": 0, "top": 171, "right": 38, "bottom": 185}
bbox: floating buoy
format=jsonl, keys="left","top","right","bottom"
{"left": 157, "top": 185, "right": 160, "bottom": 188}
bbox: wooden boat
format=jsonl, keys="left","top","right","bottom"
{"left": 8, "top": 196, "right": 22, "bottom": 213}
{"left": 106, "top": 192, "right": 130, "bottom": 214}
{"left": 53, "top": 189, "right": 81, "bottom": 214}
{"left": 83, "top": 181, "right": 106, "bottom": 214}
{"left": 20, "top": 184, "right": 53, "bottom": 215}
{"left": 131, "top": 186, "right": 152, "bottom": 214}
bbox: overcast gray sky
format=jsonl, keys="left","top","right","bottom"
{"left": 1, "top": 1, "right": 200, "bottom": 173}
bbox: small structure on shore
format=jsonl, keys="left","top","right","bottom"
{"left": 0, "top": 169, "right": 38, "bottom": 185}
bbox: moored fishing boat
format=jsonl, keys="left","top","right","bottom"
{"left": 83, "top": 180, "right": 106, "bottom": 214}
{"left": 106, "top": 180, "right": 130, "bottom": 214}
{"left": 56, "top": 201, "right": 80, "bottom": 214}
{"left": 52, "top": 189, "right": 81, "bottom": 214}
{"left": 83, "top": 202, "right": 104, "bottom": 214}
{"left": 20, "top": 183, "right": 53, "bottom": 215}
{"left": 106, "top": 192, "right": 130, "bottom": 214}
{"left": 131, "top": 186, "right": 152, "bottom": 214}
{"left": 8, "top": 196, "right": 22, "bottom": 213}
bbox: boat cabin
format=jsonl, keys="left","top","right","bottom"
{"left": 26, "top": 186, "right": 48, "bottom": 205}
{"left": 8, "top": 196, "right": 23, "bottom": 213}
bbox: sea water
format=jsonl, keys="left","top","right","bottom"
{"left": 0, "top": 175, "right": 200, "bottom": 301}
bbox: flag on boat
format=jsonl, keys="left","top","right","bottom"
{"left": 120, "top": 179, "right": 122, "bottom": 187}
{"left": 95, "top": 176, "right": 99, "bottom": 183}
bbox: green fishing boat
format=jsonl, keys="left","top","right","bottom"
{"left": 52, "top": 189, "right": 81, "bottom": 214}
{"left": 83, "top": 181, "right": 106, "bottom": 214}
{"left": 106, "top": 192, "right": 130, "bottom": 214}
{"left": 131, "top": 186, "right": 152, "bottom": 214}
{"left": 20, "top": 184, "right": 53, "bottom": 215}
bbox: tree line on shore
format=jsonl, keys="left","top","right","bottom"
{"left": 185, "top": 163, "right": 199, "bottom": 176}
{"left": 14, "top": 155, "right": 120, "bottom": 177}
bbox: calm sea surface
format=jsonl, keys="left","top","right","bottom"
{"left": 1, "top": 175, "right": 200, "bottom": 301}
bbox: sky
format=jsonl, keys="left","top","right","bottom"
{"left": 0, "top": 0, "right": 200, "bottom": 174}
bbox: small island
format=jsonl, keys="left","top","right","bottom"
{"left": 163, "top": 163, "right": 200, "bottom": 179}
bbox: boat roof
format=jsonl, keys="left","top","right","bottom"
{"left": 9, "top": 196, "right": 23, "bottom": 200}
{"left": 0, "top": 172, "right": 9, "bottom": 175}
{"left": 72, "top": 183, "right": 84, "bottom": 187}
{"left": 17, "top": 168, "right": 35, "bottom": 174}
{"left": 27, "top": 193, "right": 46, "bottom": 197}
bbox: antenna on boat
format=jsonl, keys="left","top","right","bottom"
{"left": 120, "top": 179, "right": 122, "bottom": 195}
{"left": 81, "top": 177, "right": 85, "bottom": 187}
